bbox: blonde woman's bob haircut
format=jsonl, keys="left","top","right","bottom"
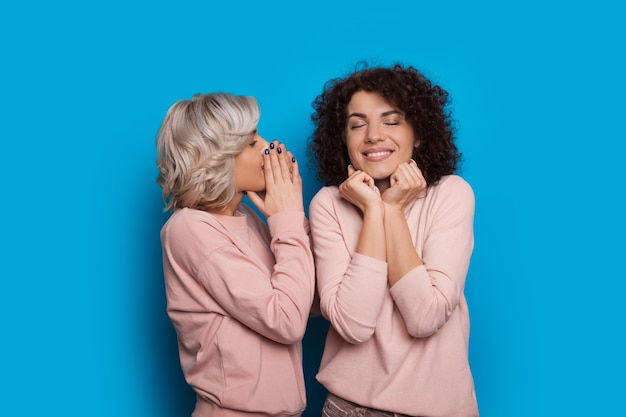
{"left": 156, "top": 93, "right": 260, "bottom": 212}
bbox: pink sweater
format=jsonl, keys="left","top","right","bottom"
{"left": 309, "top": 175, "right": 479, "bottom": 417}
{"left": 160, "top": 205, "right": 315, "bottom": 417}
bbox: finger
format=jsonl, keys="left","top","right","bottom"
{"left": 389, "top": 171, "right": 398, "bottom": 187}
{"left": 400, "top": 161, "right": 426, "bottom": 195}
{"left": 290, "top": 155, "right": 301, "bottom": 184}
{"left": 275, "top": 143, "right": 292, "bottom": 181}
{"left": 406, "top": 162, "right": 426, "bottom": 189}
{"left": 390, "top": 163, "right": 409, "bottom": 186}
{"left": 262, "top": 148, "right": 275, "bottom": 186}
{"left": 399, "top": 160, "right": 420, "bottom": 182}
{"left": 365, "top": 175, "right": 377, "bottom": 191}
{"left": 347, "top": 164, "right": 356, "bottom": 177}
{"left": 409, "top": 159, "right": 426, "bottom": 180}
{"left": 353, "top": 170, "right": 376, "bottom": 191}
{"left": 401, "top": 162, "right": 419, "bottom": 184}
{"left": 401, "top": 168, "right": 421, "bottom": 191}
{"left": 285, "top": 150, "right": 295, "bottom": 175}
{"left": 268, "top": 143, "right": 283, "bottom": 182}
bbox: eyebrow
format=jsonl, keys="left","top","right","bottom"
{"left": 347, "top": 110, "right": 402, "bottom": 119}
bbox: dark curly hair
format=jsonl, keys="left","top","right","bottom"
{"left": 308, "top": 63, "right": 462, "bottom": 187}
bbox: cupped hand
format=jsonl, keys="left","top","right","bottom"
{"left": 247, "top": 140, "right": 304, "bottom": 217}
{"left": 381, "top": 160, "right": 426, "bottom": 209}
{"left": 339, "top": 165, "right": 382, "bottom": 213}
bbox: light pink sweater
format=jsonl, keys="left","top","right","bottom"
{"left": 309, "top": 175, "right": 479, "bottom": 417}
{"left": 160, "top": 205, "right": 315, "bottom": 417}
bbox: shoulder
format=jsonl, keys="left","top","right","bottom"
{"left": 309, "top": 186, "right": 349, "bottom": 218}
{"left": 161, "top": 208, "right": 226, "bottom": 248}
{"left": 162, "top": 208, "right": 200, "bottom": 235}
{"left": 422, "top": 175, "right": 476, "bottom": 218}
{"left": 431, "top": 175, "right": 474, "bottom": 201}
{"left": 160, "top": 209, "right": 240, "bottom": 275}
{"left": 435, "top": 174, "right": 473, "bottom": 191}
{"left": 163, "top": 207, "right": 214, "bottom": 231}
{"left": 311, "top": 186, "right": 340, "bottom": 203}
{"left": 309, "top": 186, "right": 339, "bottom": 211}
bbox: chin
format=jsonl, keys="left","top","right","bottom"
{"left": 366, "top": 168, "right": 395, "bottom": 180}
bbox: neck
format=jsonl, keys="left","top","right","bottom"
{"left": 209, "top": 193, "right": 244, "bottom": 216}
{"left": 375, "top": 178, "right": 391, "bottom": 194}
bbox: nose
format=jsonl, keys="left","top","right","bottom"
{"left": 366, "top": 125, "right": 383, "bottom": 143}
{"left": 258, "top": 136, "right": 270, "bottom": 150}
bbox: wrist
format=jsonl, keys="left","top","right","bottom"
{"left": 362, "top": 201, "right": 384, "bottom": 217}
{"left": 382, "top": 201, "right": 404, "bottom": 214}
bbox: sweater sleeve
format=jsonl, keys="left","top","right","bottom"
{"left": 197, "top": 210, "right": 315, "bottom": 345}
{"left": 309, "top": 188, "right": 389, "bottom": 344}
{"left": 390, "top": 176, "right": 475, "bottom": 337}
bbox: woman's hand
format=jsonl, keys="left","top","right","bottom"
{"left": 247, "top": 140, "right": 304, "bottom": 217}
{"left": 381, "top": 160, "right": 426, "bottom": 209}
{"left": 339, "top": 165, "right": 383, "bottom": 213}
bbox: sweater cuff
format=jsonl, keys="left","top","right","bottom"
{"left": 389, "top": 264, "right": 431, "bottom": 302}
{"left": 351, "top": 252, "right": 388, "bottom": 278}
{"left": 267, "top": 210, "right": 309, "bottom": 236}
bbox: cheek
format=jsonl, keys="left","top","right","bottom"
{"left": 406, "top": 142, "right": 418, "bottom": 155}
{"left": 345, "top": 137, "right": 360, "bottom": 155}
{"left": 346, "top": 148, "right": 360, "bottom": 166}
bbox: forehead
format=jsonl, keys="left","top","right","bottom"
{"left": 347, "top": 91, "right": 399, "bottom": 114}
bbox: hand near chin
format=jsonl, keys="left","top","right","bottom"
{"left": 247, "top": 141, "right": 303, "bottom": 217}
{"left": 382, "top": 160, "right": 426, "bottom": 208}
{"left": 339, "top": 165, "right": 382, "bottom": 213}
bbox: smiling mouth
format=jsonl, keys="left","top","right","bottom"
{"left": 364, "top": 151, "right": 392, "bottom": 157}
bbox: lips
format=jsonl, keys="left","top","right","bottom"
{"left": 365, "top": 150, "right": 392, "bottom": 157}
{"left": 362, "top": 148, "right": 393, "bottom": 159}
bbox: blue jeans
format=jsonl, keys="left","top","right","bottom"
{"left": 321, "top": 393, "right": 417, "bottom": 417}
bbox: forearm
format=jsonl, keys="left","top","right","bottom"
{"left": 320, "top": 254, "right": 388, "bottom": 343}
{"left": 355, "top": 205, "right": 386, "bottom": 262}
{"left": 383, "top": 203, "right": 422, "bottom": 286}
{"left": 309, "top": 191, "right": 388, "bottom": 343}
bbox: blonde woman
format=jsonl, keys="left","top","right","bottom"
{"left": 156, "top": 93, "right": 315, "bottom": 417}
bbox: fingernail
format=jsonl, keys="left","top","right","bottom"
{"left": 277, "top": 147, "right": 282, "bottom": 154}
{"left": 264, "top": 149, "right": 269, "bottom": 155}
{"left": 269, "top": 143, "right": 275, "bottom": 149}
{"left": 292, "top": 157, "right": 296, "bottom": 163}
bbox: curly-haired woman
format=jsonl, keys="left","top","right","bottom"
{"left": 308, "top": 64, "right": 479, "bottom": 417}
{"left": 156, "top": 93, "right": 316, "bottom": 417}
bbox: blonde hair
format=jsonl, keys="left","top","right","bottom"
{"left": 156, "top": 93, "right": 260, "bottom": 212}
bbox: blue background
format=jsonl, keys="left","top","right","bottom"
{"left": 1, "top": 1, "right": 624, "bottom": 416}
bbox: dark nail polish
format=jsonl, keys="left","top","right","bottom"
{"left": 277, "top": 147, "right": 282, "bottom": 154}
{"left": 292, "top": 157, "right": 296, "bottom": 163}
{"left": 269, "top": 143, "right": 275, "bottom": 149}
{"left": 264, "top": 149, "right": 269, "bottom": 155}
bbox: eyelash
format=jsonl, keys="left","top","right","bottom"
{"left": 249, "top": 140, "right": 258, "bottom": 147}
{"left": 350, "top": 121, "right": 400, "bottom": 129}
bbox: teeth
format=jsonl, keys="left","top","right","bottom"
{"left": 366, "top": 151, "right": 391, "bottom": 157}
